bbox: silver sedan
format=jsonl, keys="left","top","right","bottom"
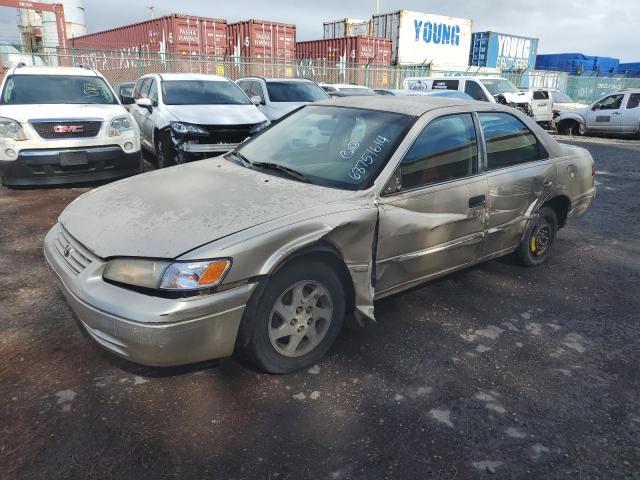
{"left": 45, "top": 96, "right": 596, "bottom": 373}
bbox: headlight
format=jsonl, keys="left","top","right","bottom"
{"left": 170, "top": 122, "right": 208, "bottom": 135}
{"left": 249, "top": 120, "right": 271, "bottom": 135}
{"left": 0, "top": 117, "right": 27, "bottom": 141}
{"left": 109, "top": 115, "right": 134, "bottom": 137}
{"left": 103, "top": 258, "right": 231, "bottom": 292}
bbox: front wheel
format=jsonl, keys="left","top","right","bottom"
{"left": 518, "top": 206, "right": 558, "bottom": 267}
{"left": 155, "top": 133, "right": 175, "bottom": 169}
{"left": 244, "top": 261, "right": 345, "bottom": 374}
{"left": 560, "top": 120, "right": 583, "bottom": 136}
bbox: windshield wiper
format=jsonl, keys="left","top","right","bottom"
{"left": 251, "top": 162, "right": 309, "bottom": 183}
{"left": 228, "top": 151, "right": 251, "bottom": 167}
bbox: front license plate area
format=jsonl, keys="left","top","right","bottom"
{"left": 60, "top": 151, "right": 88, "bottom": 166}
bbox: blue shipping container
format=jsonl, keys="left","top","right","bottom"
{"left": 618, "top": 62, "right": 640, "bottom": 76}
{"left": 535, "top": 53, "right": 620, "bottom": 75}
{"left": 470, "top": 31, "right": 538, "bottom": 71}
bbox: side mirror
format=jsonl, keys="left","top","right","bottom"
{"left": 121, "top": 94, "right": 134, "bottom": 105}
{"left": 250, "top": 96, "right": 263, "bottom": 106}
{"left": 135, "top": 97, "right": 153, "bottom": 112}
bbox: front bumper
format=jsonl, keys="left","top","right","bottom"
{"left": 0, "top": 145, "right": 141, "bottom": 186}
{"left": 44, "top": 223, "right": 256, "bottom": 366}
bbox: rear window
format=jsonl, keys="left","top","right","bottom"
{"left": 0, "top": 75, "right": 117, "bottom": 105}
{"left": 533, "top": 91, "right": 550, "bottom": 100}
{"left": 266, "top": 82, "right": 328, "bottom": 102}
{"left": 161, "top": 80, "right": 250, "bottom": 105}
{"left": 432, "top": 79, "right": 459, "bottom": 90}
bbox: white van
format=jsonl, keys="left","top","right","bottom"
{"left": 402, "top": 76, "right": 533, "bottom": 117}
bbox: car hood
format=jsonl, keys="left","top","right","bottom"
{"left": 164, "top": 104, "right": 267, "bottom": 125}
{"left": 555, "top": 102, "right": 589, "bottom": 111}
{"left": 0, "top": 103, "right": 128, "bottom": 122}
{"left": 263, "top": 102, "right": 307, "bottom": 120}
{"left": 59, "top": 159, "right": 354, "bottom": 259}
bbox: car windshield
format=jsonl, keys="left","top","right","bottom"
{"left": 266, "top": 81, "right": 328, "bottom": 102}
{"left": 162, "top": 80, "right": 250, "bottom": 105}
{"left": 234, "top": 105, "right": 413, "bottom": 190}
{"left": 551, "top": 91, "right": 575, "bottom": 103}
{"left": 0, "top": 74, "right": 117, "bottom": 105}
{"left": 339, "top": 87, "right": 376, "bottom": 96}
{"left": 480, "top": 78, "right": 520, "bottom": 96}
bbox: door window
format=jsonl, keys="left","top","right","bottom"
{"left": 626, "top": 93, "right": 640, "bottom": 109}
{"left": 593, "top": 94, "right": 624, "bottom": 111}
{"left": 533, "top": 91, "right": 550, "bottom": 100}
{"left": 133, "top": 79, "right": 146, "bottom": 99}
{"left": 399, "top": 114, "right": 478, "bottom": 190}
{"left": 478, "top": 113, "right": 544, "bottom": 170}
{"left": 249, "top": 82, "right": 265, "bottom": 102}
{"left": 138, "top": 79, "right": 152, "bottom": 99}
{"left": 464, "top": 81, "right": 488, "bottom": 101}
{"left": 147, "top": 80, "right": 158, "bottom": 105}
{"left": 237, "top": 80, "right": 252, "bottom": 96}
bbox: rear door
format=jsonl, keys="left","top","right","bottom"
{"left": 531, "top": 90, "right": 553, "bottom": 122}
{"left": 478, "top": 112, "right": 557, "bottom": 256}
{"left": 376, "top": 112, "right": 488, "bottom": 295}
{"left": 585, "top": 93, "right": 624, "bottom": 132}
{"left": 620, "top": 93, "right": 640, "bottom": 134}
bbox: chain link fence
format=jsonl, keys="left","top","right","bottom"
{"left": 2, "top": 46, "right": 640, "bottom": 104}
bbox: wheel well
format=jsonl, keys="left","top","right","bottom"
{"left": 272, "top": 242, "right": 356, "bottom": 314}
{"left": 234, "top": 241, "right": 356, "bottom": 350}
{"left": 542, "top": 195, "right": 571, "bottom": 228}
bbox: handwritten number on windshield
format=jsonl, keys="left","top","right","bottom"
{"left": 348, "top": 136, "right": 390, "bottom": 181}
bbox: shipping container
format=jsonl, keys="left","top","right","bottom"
{"left": 323, "top": 18, "right": 372, "bottom": 39}
{"left": 535, "top": 53, "right": 620, "bottom": 76}
{"left": 470, "top": 31, "right": 538, "bottom": 72}
{"left": 296, "top": 36, "right": 392, "bottom": 86}
{"left": 371, "top": 10, "right": 472, "bottom": 66}
{"left": 617, "top": 62, "right": 640, "bottom": 77}
{"left": 69, "top": 14, "right": 228, "bottom": 81}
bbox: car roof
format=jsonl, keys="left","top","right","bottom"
{"left": 406, "top": 76, "right": 505, "bottom": 81}
{"left": 240, "top": 77, "right": 315, "bottom": 83}
{"left": 334, "top": 84, "right": 371, "bottom": 89}
{"left": 145, "top": 73, "right": 229, "bottom": 82}
{"left": 314, "top": 95, "right": 476, "bottom": 116}
{"left": 9, "top": 66, "right": 100, "bottom": 77}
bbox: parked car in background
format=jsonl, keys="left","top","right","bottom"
{"left": 402, "top": 76, "right": 533, "bottom": 117}
{"left": 130, "top": 73, "right": 268, "bottom": 167}
{"left": 525, "top": 88, "right": 588, "bottom": 128}
{"left": 236, "top": 77, "right": 329, "bottom": 121}
{"left": 374, "top": 89, "right": 473, "bottom": 101}
{"left": 555, "top": 89, "right": 640, "bottom": 137}
{"left": 0, "top": 66, "right": 141, "bottom": 187}
{"left": 114, "top": 81, "right": 135, "bottom": 110}
{"left": 319, "top": 83, "right": 376, "bottom": 97}
{"left": 45, "top": 96, "right": 595, "bottom": 373}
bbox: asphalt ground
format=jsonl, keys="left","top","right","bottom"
{"left": 1, "top": 137, "right": 639, "bottom": 479}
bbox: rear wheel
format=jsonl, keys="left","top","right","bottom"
{"left": 244, "top": 261, "right": 345, "bottom": 374}
{"left": 518, "top": 206, "right": 558, "bottom": 267}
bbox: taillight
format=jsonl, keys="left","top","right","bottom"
{"left": 592, "top": 163, "right": 596, "bottom": 177}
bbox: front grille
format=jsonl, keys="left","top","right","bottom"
{"left": 53, "top": 227, "right": 96, "bottom": 276}
{"left": 201, "top": 124, "right": 254, "bottom": 144}
{"left": 31, "top": 120, "right": 102, "bottom": 139}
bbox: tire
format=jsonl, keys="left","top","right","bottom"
{"left": 561, "top": 120, "right": 582, "bottom": 136}
{"left": 244, "top": 261, "right": 346, "bottom": 374}
{"left": 155, "top": 132, "right": 175, "bottom": 169}
{"left": 518, "top": 206, "right": 558, "bottom": 267}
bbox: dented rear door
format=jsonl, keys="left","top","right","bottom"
{"left": 375, "top": 112, "right": 488, "bottom": 297}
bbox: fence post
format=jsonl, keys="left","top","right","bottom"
{"left": 137, "top": 45, "right": 143, "bottom": 79}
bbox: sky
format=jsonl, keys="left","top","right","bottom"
{"left": 0, "top": 0, "right": 637, "bottom": 62}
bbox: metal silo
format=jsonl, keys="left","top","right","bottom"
{"left": 41, "top": 0, "right": 87, "bottom": 48}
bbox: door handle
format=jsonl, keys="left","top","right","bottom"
{"left": 543, "top": 179, "right": 553, "bottom": 187}
{"left": 469, "top": 195, "right": 486, "bottom": 208}
{"left": 611, "top": 112, "right": 621, "bottom": 116}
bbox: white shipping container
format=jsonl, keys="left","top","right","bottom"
{"left": 323, "top": 18, "right": 371, "bottom": 39}
{"left": 371, "top": 10, "right": 472, "bottom": 66}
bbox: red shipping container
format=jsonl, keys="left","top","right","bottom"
{"left": 227, "top": 20, "right": 296, "bottom": 61}
{"left": 296, "top": 36, "right": 393, "bottom": 66}
{"left": 69, "top": 14, "right": 228, "bottom": 81}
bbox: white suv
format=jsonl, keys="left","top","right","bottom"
{"left": 129, "top": 73, "right": 268, "bottom": 168}
{"left": 0, "top": 66, "right": 141, "bottom": 187}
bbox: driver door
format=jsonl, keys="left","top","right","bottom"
{"left": 586, "top": 93, "right": 624, "bottom": 132}
{"left": 375, "top": 113, "right": 488, "bottom": 296}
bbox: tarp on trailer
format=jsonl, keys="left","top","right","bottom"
{"left": 535, "top": 53, "right": 619, "bottom": 76}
